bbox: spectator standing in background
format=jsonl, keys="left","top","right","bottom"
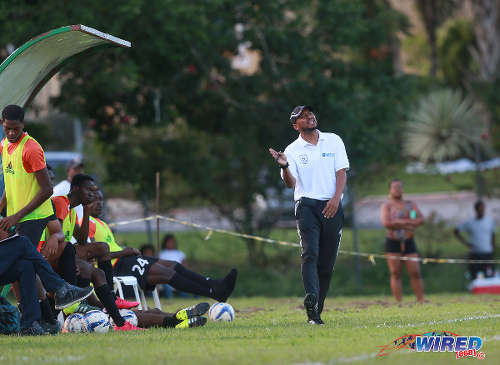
{"left": 454, "top": 201, "right": 496, "bottom": 279}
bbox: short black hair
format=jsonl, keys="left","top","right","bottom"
{"left": 389, "top": 178, "right": 402, "bottom": 188}
{"left": 70, "top": 174, "right": 94, "bottom": 189}
{"left": 46, "top": 164, "right": 53, "bottom": 171}
{"left": 2, "top": 105, "right": 25, "bottom": 122}
{"left": 474, "top": 200, "right": 484, "bottom": 210}
{"left": 140, "top": 244, "right": 155, "bottom": 256}
{"left": 162, "top": 234, "right": 175, "bottom": 249}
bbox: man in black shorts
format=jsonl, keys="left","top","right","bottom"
{"left": 88, "top": 190, "right": 238, "bottom": 302}
{"left": 381, "top": 179, "right": 425, "bottom": 302}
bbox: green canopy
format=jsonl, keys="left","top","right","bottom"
{"left": 0, "top": 24, "right": 131, "bottom": 112}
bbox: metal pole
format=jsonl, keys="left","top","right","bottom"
{"left": 350, "top": 177, "right": 363, "bottom": 291}
{"left": 156, "top": 172, "right": 160, "bottom": 255}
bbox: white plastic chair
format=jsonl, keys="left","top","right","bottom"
{"left": 113, "top": 276, "right": 162, "bottom": 310}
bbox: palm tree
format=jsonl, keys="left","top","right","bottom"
{"left": 404, "top": 89, "right": 489, "bottom": 196}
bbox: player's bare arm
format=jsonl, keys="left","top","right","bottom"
{"left": 110, "top": 247, "right": 140, "bottom": 260}
{"left": 268, "top": 148, "right": 295, "bottom": 188}
{"left": 0, "top": 168, "right": 52, "bottom": 230}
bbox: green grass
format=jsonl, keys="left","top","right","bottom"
{"left": 1, "top": 294, "right": 499, "bottom": 364}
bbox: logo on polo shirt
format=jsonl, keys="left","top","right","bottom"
{"left": 299, "top": 154, "right": 308, "bottom": 164}
{"left": 322, "top": 152, "right": 334, "bottom": 157}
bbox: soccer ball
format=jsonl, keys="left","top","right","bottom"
{"left": 109, "top": 309, "right": 138, "bottom": 327}
{"left": 62, "top": 313, "right": 85, "bottom": 333}
{"left": 208, "top": 302, "right": 235, "bottom": 322}
{"left": 82, "top": 310, "right": 111, "bottom": 333}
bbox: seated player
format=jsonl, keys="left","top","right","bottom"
{"left": 0, "top": 226, "right": 93, "bottom": 335}
{"left": 89, "top": 189, "right": 238, "bottom": 302}
{"left": 41, "top": 214, "right": 143, "bottom": 331}
{"left": 51, "top": 173, "right": 138, "bottom": 310}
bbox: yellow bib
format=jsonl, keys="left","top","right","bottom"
{"left": 2, "top": 135, "right": 53, "bottom": 222}
{"left": 92, "top": 216, "right": 121, "bottom": 266}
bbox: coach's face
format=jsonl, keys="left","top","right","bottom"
{"left": 293, "top": 109, "right": 317, "bottom": 132}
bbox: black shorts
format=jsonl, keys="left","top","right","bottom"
{"left": 114, "top": 255, "right": 158, "bottom": 290}
{"left": 385, "top": 237, "right": 418, "bottom": 255}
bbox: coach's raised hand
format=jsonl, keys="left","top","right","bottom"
{"left": 268, "top": 148, "right": 288, "bottom": 167}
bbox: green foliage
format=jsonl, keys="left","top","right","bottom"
{"left": 438, "top": 18, "right": 477, "bottom": 88}
{"left": 404, "top": 89, "right": 488, "bottom": 163}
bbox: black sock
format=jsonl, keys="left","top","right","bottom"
{"left": 162, "top": 316, "right": 180, "bottom": 328}
{"left": 40, "top": 299, "right": 57, "bottom": 324}
{"left": 98, "top": 260, "right": 115, "bottom": 292}
{"left": 169, "top": 273, "right": 213, "bottom": 298}
{"left": 95, "top": 284, "right": 125, "bottom": 327}
{"left": 58, "top": 244, "right": 77, "bottom": 285}
{"left": 76, "top": 276, "right": 91, "bottom": 288}
{"left": 173, "top": 263, "right": 213, "bottom": 286}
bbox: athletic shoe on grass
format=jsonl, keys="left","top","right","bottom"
{"left": 304, "top": 293, "right": 323, "bottom": 325}
{"left": 113, "top": 321, "right": 145, "bottom": 331}
{"left": 63, "top": 301, "right": 101, "bottom": 315}
{"left": 175, "top": 316, "right": 207, "bottom": 329}
{"left": 115, "top": 297, "right": 139, "bottom": 309}
{"left": 175, "top": 302, "right": 210, "bottom": 321}
{"left": 54, "top": 284, "right": 93, "bottom": 310}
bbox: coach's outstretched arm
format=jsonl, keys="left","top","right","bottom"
{"left": 269, "top": 148, "right": 296, "bottom": 188}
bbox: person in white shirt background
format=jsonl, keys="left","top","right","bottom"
{"left": 159, "top": 234, "right": 189, "bottom": 298}
{"left": 52, "top": 158, "right": 84, "bottom": 220}
{"left": 269, "top": 105, "right": 349, "bottom": 325}
{"left": 454, "top": 200, "right": 497, "bottom": 279}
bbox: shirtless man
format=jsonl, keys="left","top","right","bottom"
{"left": 380, "top": 179, "right": 425, "bottom": 302}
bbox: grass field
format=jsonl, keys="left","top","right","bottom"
{"left": 1, "top": 294, "right": 499, "bottom": 365}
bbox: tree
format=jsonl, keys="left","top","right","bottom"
{"left": 1, "top": 0, "right": 416, "bottom": 265}
{"left": 403, "top": 89, "right": 490, "bottom": 196}
{"left": 414, "top": 0, "right": 462, "bottom": 76}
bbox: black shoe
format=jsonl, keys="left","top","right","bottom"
{"left": 304, "top": 293, "right": 323, "bottom": 325}
{"left": 214, "top": 269, "right": 238, "bottom": 302}
{"left": 19, "top": 321, "right": 47, "bottom": 336}
{"left": 175, "top": 302, "right": 210, "bottom": 321}
{"left": 54, "top": 283, "right": 94, "bottom": 310}
{"left": 40, "top": 320, "right": 60, "bottom": 334}
{"left": 175, "top": 316, "right": 207, "bottom": 329}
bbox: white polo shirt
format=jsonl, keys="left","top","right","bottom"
{"left": 281, "top": 130, "right": 349, "bottom": 201}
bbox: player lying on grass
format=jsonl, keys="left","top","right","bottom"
{"left": 120, "top": 302, "right": 210, "bottom": 329}
{"left": 88, "top": 189, "right": 238, "bottom": 302}
{"left": 51, "top": 174, "right": 138, "bottom": 309}
{"left": 42, "top": 207, "right": 143, "bottom": 331}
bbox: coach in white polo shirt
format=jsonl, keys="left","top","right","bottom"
{"left": 269, "top": 105, "right": 349, "bottom": 325}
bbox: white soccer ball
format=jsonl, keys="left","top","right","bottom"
{"left": 82, "top": 310, "right": 111, "bottom": 333}
{"left": 62, "top": 313, "right": 85, "bottom": 333}
{"left": 109, "top": 309, "right": 138, "bottom": 327}
{"left": 208, "top": 302, "right": 235, "bottom": 322}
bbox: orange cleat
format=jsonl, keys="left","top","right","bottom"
{"left": 115, "top": 297, "right": 139, "bottom": 309}
{"left": 113, "top": 321, "right": 145, "bottom": 331}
